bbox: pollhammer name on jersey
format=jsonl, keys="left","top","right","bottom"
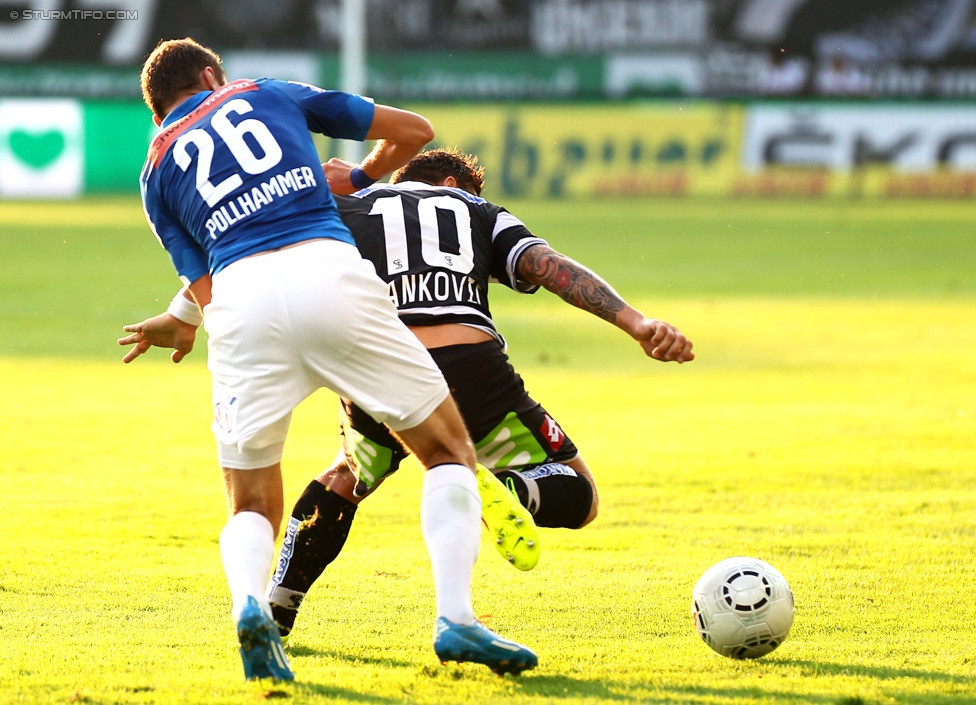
{"left": 205, "top": 165, "right": 319, "bottom": 239}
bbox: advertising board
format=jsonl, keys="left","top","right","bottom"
{"left": 0, "top": 99, "right": 153, "bottom": 197}
{"left": 3, "top": 98, "right": 976, "bottom": 199}
{"left": 740, "top": 103, "right": 976, "bottom": 197}
{"left": 420, "top": 102, "right": 743, "bottom": 198}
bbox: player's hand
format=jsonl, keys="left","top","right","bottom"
{"left": 322, "top": 157, "right": 360, "bottom": 195}
{"left": 634, "top": 318, "right": 695, "bottom": 363}
{"left": 118, "top": 312, "right": 197, "bottom": 364}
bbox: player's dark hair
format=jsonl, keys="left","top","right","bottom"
{"left": 391, "top": 147, "right": 486, "bottom": 196}
{"left": 141, "top": 38, "right": 227, "bottom": 121}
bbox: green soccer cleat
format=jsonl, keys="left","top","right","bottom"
{"left": 434, "top": 616, "right": 538, "bottom": 676}
{"left": 237, "top": 596, "right": 295, "bottom": 682}
{"left": 476, "top": 465, "right": 540, "bottom": 571}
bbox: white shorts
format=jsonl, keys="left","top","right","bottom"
{"left": 204, "top": 238, "right": 449, "bottom": 469}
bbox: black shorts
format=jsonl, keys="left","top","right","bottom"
{"left": 339, "top": 340, "right": 579, "bottom": 494}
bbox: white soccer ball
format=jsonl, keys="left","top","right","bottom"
{"left": 691, "top": 556, "right": 794, "bottom": 659}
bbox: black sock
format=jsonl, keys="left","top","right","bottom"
{"left": 268, "top": 480, "right": 358, "bottom": 618}
{"left": 497, "top": 465, "right": 594, "bottom": 529}
{"left": 497, "top": 470, "right": 531, "bottom": 509}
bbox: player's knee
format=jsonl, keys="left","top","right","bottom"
{"left": 569, "top": 463, "right": 599, "bottom": 528}
{"left": 556, "top": 472, "right": 596, "bottom": 529}
{"left": 394, "top": 400, "right": 476, "bottom": 470}
{"left": 317, "top": 457, "right": 364, "bottom": 504}
{"left": 408, "top": 437, "right": 475, "bottom": 472}
{"left": 575, "top": 480, "right": 599, "bottom": 528}
{"left": 434, "top": 433, "right": 477, "bottom": 468}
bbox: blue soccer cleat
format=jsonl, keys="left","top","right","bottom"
{"left": 433, "top": 616, "right": 538, "bottom": 676}
{"left": 236, "top": 596, "right": 295, "bottom": 682}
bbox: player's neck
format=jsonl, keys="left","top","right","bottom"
{"left": 161, "top": 69, "right": 224, "bottom": 121}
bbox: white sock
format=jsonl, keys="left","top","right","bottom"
{"left": 220, "top": 511, "right": 275, "bottom": 623}
{"left": 421, "top": 464, "right": 481, "bottom": 626}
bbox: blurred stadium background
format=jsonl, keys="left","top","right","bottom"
{"left": 2, "top": 0, "right": 976, "bottom": 200}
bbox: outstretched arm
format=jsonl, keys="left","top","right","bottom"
{"left": 516, "top": 244, "right": 694, "bottom": 363}
{"left": 117, "top": 275, "right": 212, "bottom": 364}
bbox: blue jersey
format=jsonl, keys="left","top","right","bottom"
{"left": 140, "top": 78, "right": 375, "bottom": 284}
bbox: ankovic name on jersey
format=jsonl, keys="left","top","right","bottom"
{"left": 389, "top": 271, "right": 483, "bottom": 308}
{"left": 335, "top": 182, "right": 549, "bottom": 341}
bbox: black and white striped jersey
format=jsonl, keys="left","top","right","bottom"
{"left": 335, "top": 181, "right": 547, "bottom": 344}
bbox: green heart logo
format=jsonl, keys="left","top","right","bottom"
{"left": 8, "top": 129, "right": 66, "bottom": 170}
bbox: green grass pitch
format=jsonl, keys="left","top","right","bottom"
{"left": 0, "top": 196, "right": 974, "bottom": 704}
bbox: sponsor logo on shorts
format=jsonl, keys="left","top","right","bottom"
{"left": 214, "top": 395, "right": 238, "bottom": 435}
{"left": 540, "top": 414, "right": 564, "bottom": 451}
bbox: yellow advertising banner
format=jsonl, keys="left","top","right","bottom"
{"left": 412, "top": 102, "right": 745, "bottom": 199}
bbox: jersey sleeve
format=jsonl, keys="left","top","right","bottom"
{"left": 141, "top": 169, "right": 209, "bottom": 285}
{"left": 270, "top": 79, "right": 375, "bottom": 141}
{"left": 488, "top": 207, "right": 547, "bottom": 293}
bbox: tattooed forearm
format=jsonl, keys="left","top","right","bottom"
{"left": 518, "top": 245, "right": 626, "bottom": 324}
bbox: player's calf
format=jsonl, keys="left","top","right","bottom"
{"left": 266, "top": 479, "right": 359, "bottom": 642}
{"left": 497, "top": 462, "right": 595, "bottom": 529}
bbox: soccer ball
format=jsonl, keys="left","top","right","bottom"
{"left": 691, "top": 556, "right": 794, "bottom": 659}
